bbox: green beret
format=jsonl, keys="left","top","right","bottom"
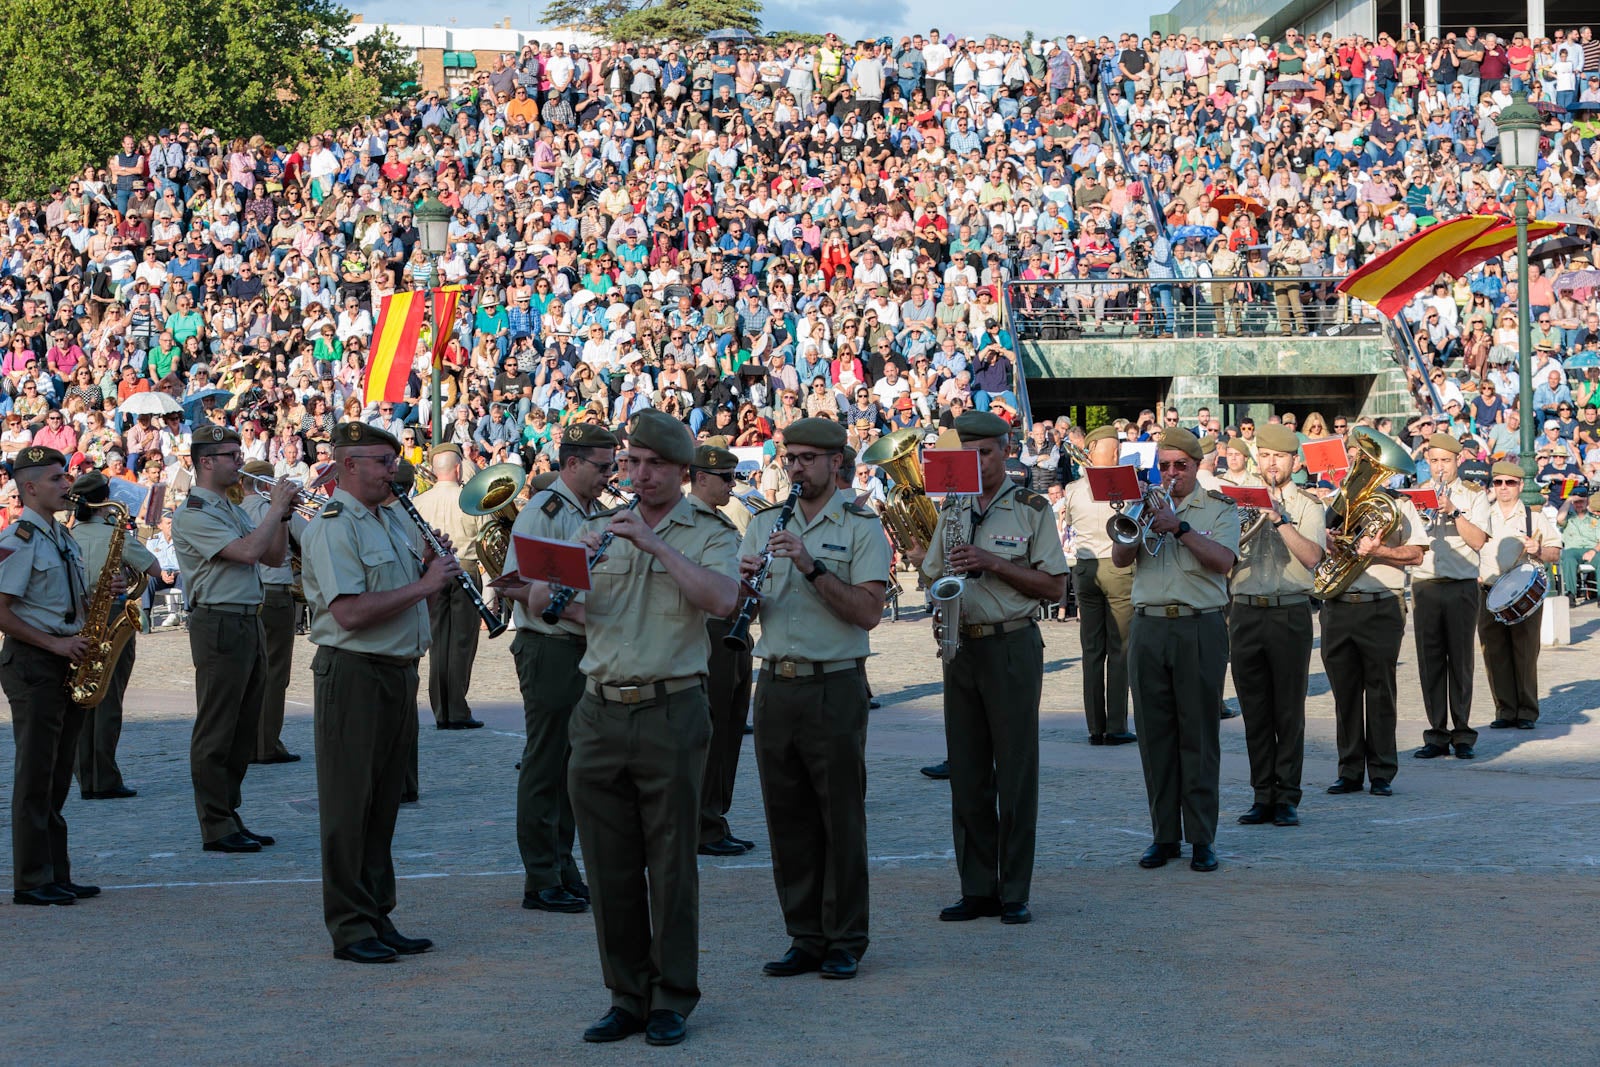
{"left": 1425, "top": 432, "right": 1463, "bottom": 456}
{"left": 1156, "top": 427, "right": 1203, "bottom": 462}
{"left": 628, "top": 409, "right": 694, "bottom": 464}
{"left": 1224, "top": 436, "right": 1253, "bottom": 456}
{"left": 70, "top": 470, "right": 109, "bottom": 499}
{"left": 1491, "top": 460, "right": 1524, "bottom": 481}
{"left": 702, "top": 435, "right": 732, "bottom": 449}
{"left": 332, "top": 421, "right": 401, "bottom": 455}
{"left": 12, "top": 445, "right": 66, "bottom": 475}
{"left": 242, "top": 459, "right": 275, "bottom": 478}
{"left": 426, "top": 442, "right": 462, "bottom": 463}
{"left": 392, "top": 457, "right": 416, "bottom": 493}
{"left": 953, "top": 411, "right": 1012, "bottom": 442}
{"left": 1084, "top": 425, "right": 1120, "bottom": 447}
{"left": 190, "top": 424, "right": 241, "bottom": 455}
{"left": 1199, "top": 434, "right": 1218, "bottom": 456}
{"left": 783, "top": 417, "right": 849, "bottom": 450}
{"left": 565, "top": 422, "right": 620, "bottom": 449}
{"left": 1254, "top": 424, "right": 1301, "bottom": 455}
{"left": 692, "top": 443, "right": 738, "bottom": 472}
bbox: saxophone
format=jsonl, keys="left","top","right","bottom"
{"left": 67, "top": 500, "right": 147, "bottom": 707}
{"left": 928, "top": 495, "right": 968, "bottom": 662}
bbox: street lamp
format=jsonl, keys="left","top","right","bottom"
{"left": 413, "top": 193, "right": 453, "bottom": 445}
{"left": 1497, "top": 90, "right": 1544, "bottom": 506}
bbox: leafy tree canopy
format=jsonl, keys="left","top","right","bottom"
{"left": 543, "top": 0, "right": 761, "bottom": 42}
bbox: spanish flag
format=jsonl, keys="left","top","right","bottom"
{"left": 1337, "top": 214, "right": 1565, "bottom": 318}
{"left": 362, "top": 291, "right": 427, "bottom": 406}
{"left": 431, "top": 285, "right": 467, "bottom": 369}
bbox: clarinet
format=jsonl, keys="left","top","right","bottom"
{"left": 388, "top": 481, "right": 508, "bottom": 638}
{"left": 722, "top": 483, "right": 804, "bottom": 652}
{"left": 542, "top": 497, "right": 640, "bottom": 624}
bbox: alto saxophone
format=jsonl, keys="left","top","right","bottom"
{"left": 68, "top": 499, "right": 148, "bottom": 707}
{"left": 928, "top": 495, "right": 967, "bottom": 662}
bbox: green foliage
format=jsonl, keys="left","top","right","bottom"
{"left": 539, "top": 0, "right": 634, "bottom": 29}
{"left": 609, "top": 0, "right": 762, "bottom": 43}
{"left": 0, "top": 0, "right": 413, "bottom": 199}
{"left": 354, "top": 27, "right": 420, "bottom": 104}
{"left": 1083, "top": 405, "right": 1114, "bottom": 431}
{"left": 764, "top": 30, "right": 824, "bottom": 48}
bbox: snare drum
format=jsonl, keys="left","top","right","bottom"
{"left": 1486, "top": 563, "right": 1548, "bottom": 626}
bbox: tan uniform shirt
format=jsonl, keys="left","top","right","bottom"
{"left": 301, "top": 488, "right": 431, "bottom": 658}
{"left": 73, "top": 514, "right": 158, "bottom": 590}
{"left": 918, "top": 482, "right": 1069, "bottom": 624}
{"left": 173, "top": 484, "right": 266, "bottom": 607}
{"left": 409, "top": 482, "right": 485, "bottom": 568}
{"left": 1412, "top": 478, "right": 1489, "bottom": 581}
{"left": 239, "top": 494, "right": 308, "bottom": 586}
{"left": 578, "top": 493, "right": 739, "bottom": 685}
{"left": 1229, "top": 485, "right": 1325, "bottom": 596}
{"left": 504, "top": 475, "right": 596, "bottom": 637}
{"left": 1478, "top": 500, "right": 1561, "bottom": 587}
{"left": 1196, "top": 468, "right": 1222, "bottom": 491}
{"left": 1058, "top": 475, "right": 1119, "bottom": 560}
{"left": 741, "top": 492, "right": 890, "bottom": 663}
{"left": 1130, "top": 489, "right": 1241, "bottom": 610}
{"left": 0, "top": 507, "right": 87, "bottom": 636}
{"left": 1345, "top": 495, "right": 1428, "bottom": 595}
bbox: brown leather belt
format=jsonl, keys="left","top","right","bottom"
{"left": 1231, "top": 594, "right": 1309, "bottom": 608}
{"left": 959, "top": 619, "right": 1035, "bottom": 639}
{"left": 585, "top": 676, "right": 702, "bottom": 705}
{"left": 1136, "top": 605, "right": 1224, "bottom": 618}
{"left": 762, "top": 657, "right": 864, "bottom": 679}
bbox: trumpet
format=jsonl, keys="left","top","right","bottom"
{"left": 241, "top": 470, "right": 331, "bottom": 521}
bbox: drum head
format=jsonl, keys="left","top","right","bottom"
{"left": 1487, "top": 562, "right": 1542, "bottom": 613}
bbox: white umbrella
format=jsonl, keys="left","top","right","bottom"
{"left": 118, "top": 392, "right": 182, "bottom": 416}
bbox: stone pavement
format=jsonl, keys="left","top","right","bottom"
{"left": 3, "top": 601, "right": 1600, "bottom": 1063}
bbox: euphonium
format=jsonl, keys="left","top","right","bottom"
{"left": 928, "top": 495, "right": 967, "bottom": 662}
{"left": 460, "top": 462, "right": 525, "bottom": 577}
{"left": 1106, "top": 482, "right": 1172, "bottom": 555}
{"left": 67, "top": 499, "right": 147, "bottom": 707}
{"left": 860, "top": 427, "right": 940, "bottom": 552}
{"left": 1311, "top": 427, "right": 1412, "bottom": 599}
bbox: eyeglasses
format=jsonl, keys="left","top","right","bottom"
{"left": 1491, "top": 478, "right": 1522, "bottom": 486}
{"left": 573, "top": 455, "right": 618, "bottom": 474}
{"left": 1157, "top": 461, "right": 1192, "bottom": 471}
{"left": 784, "top": 451, "right": 834, "bottom": 467}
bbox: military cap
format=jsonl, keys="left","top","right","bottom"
{"left": 1156, "top": 426, "right": 1203, "bottom": 462}
{"left": 628, "top": 409, "right": 694, "bottom": 464}
{"left": 702, "top": 435, "right": 732, "bottom": 449}
{"left": 70, "top": 470, "right": 109, "bottom": 498}
{"left": 11, "top": 445, "right": 66, "bottom": 475}
{"left": 1224, "top": 436, "right": 1254, "bottom": 457}
{"left": 1569, "top": 483, "right": 1591, "bottom": 498}
{"left": 952, "top": 411, "right": 1012, "bottom": 441}
{"left": 392, "top": 457, "right": 416, "bottom": 493}
{"left": 784, "top": 417, "right": 849, "bottom": 450}
{"left": 242, "top": 459, "right": 275, "bottom": 478}
{"left": 1490, "top": 460, "right": 1525, "bottom": 480}
{"left": 1426, "top": 432, "right": 1463, "bottom": 455}
{"left": 1458, "top": 459, "right": 1490, "bottom": 484}
{"left": 1199, "top": 434, "right": 1218, "bottom": 456}
{"left": 1084, "top": 425, "right": 1120, "bottom": 447}
{"left": 1254, "top": 423, "right": 1301, "bottom": 455}
{"left": 332, "top": 421, "right": 401, "bottom": 455}
{"left": 565, "top": 422, "right": 619, "bottom": 449}
{"left": 190, "top": 423, "right": 241, "bottom": 455}
{"left": 692, "top": 443, "right": 738, "bottom": 472}
{"left": 426, "top": 442, "right": 462, "bottom": 462}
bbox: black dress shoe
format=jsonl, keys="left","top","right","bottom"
{"left": 81, "top": 786, "right": 137, "bottom": 800}
{"left": 522, "top": 885, "right": 588, "bottom": 913}
{"left": 1190, "top": 843, "right": 1219, "bottom": 872}
{"left": 1138, "top": 842, "right": 1182, "bottom": 869}
{"left": 1237, "top": 802, "right": 1273, "bottom": 825}
{"left": 1105, "top": 732, "right": 1138, "bottom": 745}
{"left": 257, "top": 752, "right": 302, "bottom": 764}
{"left": 939, "top": 895, "right": 1002, "bottom": 921}
{"left": 583, "top": 1007, "right": 643, "bottom": 1043}
{"left": 1369, "top": 778, "right": 1393, "bottom": 796}
{"left": 819, "top": 948, "right": 858, "bottom": 979}
{"left": 1219, "top": 707, "right": 1240, "bottom": 720}
{"left": 1000, "top": 901, "right": 1032, "bottom": 925}
{"left": 13, "top": 885, "right": 75, "bottom": 906}
{"left": 645, "top": 1009, "right": 687, "bottom": 1046}
{"left": 868, "top": 699, "right": 881, "bottom": 710}
{"left": 1413, "top": 743, "right": 1451, "bottom": 759}
{"left": 203, "top": 831, "right": 262, "bottom": 853}
{"left": 920, "top": 760, "right": 950, "bottom": 780}
{"left": 1087, "top": 733, "right": 1106, "bottom": 746}
{"left": 697, "top": 836, "right": 748, "bottom": 857}
{"left": 762, "top": 947, "right": 823, "bottom": 976}
{"left": 1326, "top": 778, "right": 1363, "bottom": 794}
{"left": 377, "top": 928, "right": 433, "bottom": 955}
{"left": 236, "top": 825, "right": 275, "bottom": 847}
{"left": 401, "top": 792, "right": 420, "bottom": 804}
{"left": 333, "top": 937, "right": 398, "bottom": 964}
{"left": 727, "top": 835, "right": 755, "bottom": 851}
{"left": 1515, "top": 720, "right": 1536, "bottom": 730}
{"left": 1488, "top": 718, "right": 1513, "bottom": 729}
{"left": 563, "top": 880, "right": 590, "bottom": 901}
{"left": 1454, "top": 744, "right": 1476, "bottom": 759}
{"left": 58, "top": 881, "right": 101, "bottom": 898}
{"left": 456, "top": 719, "right": 485, "bottom": 729}
{"left": 1272, "top": 803, "right": 1300, "bottom": 827}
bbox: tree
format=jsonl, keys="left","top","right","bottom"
{"left": 0, "top": 0, "right": 415, "bottom": 198}
{"left": 539, "top": 0, "right": 634, "bottom": 30}
{"left": 607, "top": 0, "right": 761, "bottom": 43}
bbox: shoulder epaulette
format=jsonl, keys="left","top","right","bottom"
{"left": 706, "top": 507, "right": 738, "bottom": 531}
{"left": 540, "top": 494, "right": 563, "bottom": 518}
{"left": 13, "top": 520, "right": 34, "bottom": 542}
{"left": 320, "top": 500, "right": 344, "bottom": 518}
{"left": 1207, "top": 489, "right": 1237, "bottom": 507}
{"left": 185, "top": 496, "right": 204, "bottom": 509}
{"left": 844, "top": 502, "right": 877, "bottom": 518}
{"left": 1015, "top": 488, "right": 1048, "bottom": 512}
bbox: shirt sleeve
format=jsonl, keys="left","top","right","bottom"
{"left": 302, "top": 520, "right": 368, "bottom": 601}
{"left": 853, "top": 514, "right": 893, "bottom": 585}
{"left": 699, "top": 519, "right": 740, "bottom": 581}
{"left": 173, "top": 506, "right": 244, "bottom": 564}
{"left": 0, "top": 538, "right": 40, "bottom": 599}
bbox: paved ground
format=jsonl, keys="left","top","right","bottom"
{"left": 4, "top": 598, "right": 1600, "bottom": 1063}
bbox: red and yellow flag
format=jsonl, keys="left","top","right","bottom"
{"left": 362, "top": 291, "right": 427, "bottom": 406}
{"left": 431, "top": 285, "right": 467, "bottom": 369}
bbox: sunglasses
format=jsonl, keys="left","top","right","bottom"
{"left": 1156, "top": 461, "right": 1192, "bottom": 471}
{"left": 1491, "top": 478, "right": 1523, "bottom": 486}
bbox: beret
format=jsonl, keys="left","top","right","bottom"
{"left": 953, "top": 411, "right": 1012, "bottom": 441}
{"left": 1491, "top": 460, "right": 1525, "bottom": 480}
{"left": 1225, "top": 436, "right": 1254, "bottom": 456}
{"left": 1426, "top": 432, "right": 1463, "bottom": 455}
{"left": 784, "top": 417, "right": 849, "bottom": 450}
{"left": 190, "top": 424, "right": 241, "bottom": 453}
{"left": 392, "top": 457, "right": 416, "bottom": 493}
{"left": 1199, "top": 434, "right": 1218, "bottom": 456}
{"left": 692, "top": 443, "right": 738, "bottom": 472}
{"left": 242, "top": 460, "right": 275, "bottom": 478}
{"left": 70, "top": 470, "right": 109, "bottom": 498}
{"left": 1254, "top": 424, "right": 1301, "bottom": 455}
{"left": 565, "top": 422, "right": 619, "bottom": 449}
{"left": 426, "top": 442, "right": 462, "bottom": 462}
{"left": 702, "top": 435, "right": 732, "bottom": 449}
{"left": 1156, "top": 427, "right": 1203, "bottom": 462}
{"left": 11, "top": 445, "right": 66, "bottom": 475}
{"left": 1084, "top": 425, "right": 1120, "bottom": 446}
{"left": 628, "top": 409, "right": 694, "bottom": 464}
{"left": 332, "top": 421, "right": 401, "bottom": 455}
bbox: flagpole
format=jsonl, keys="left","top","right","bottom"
{"left": 431, "top": 279, "right": 443, "bottom": 447}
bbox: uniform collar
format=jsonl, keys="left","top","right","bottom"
{"left": 189, "top": 484, "right": 229, "bottom": 507}
{"left": 330, "top": 486, "right": 379, "bottom": 521}
{"left": 20, "top": 506, "right": 57, "bottom": 534}
{"left": 974, "top": 479, "right": 1020, "bottom": 513}
{"left": 660, "top": 492, "right": 697, "bottom": 527}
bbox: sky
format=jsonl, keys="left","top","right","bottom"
{"left": 347, "top": 0, "right": 1171, "bottom": 44}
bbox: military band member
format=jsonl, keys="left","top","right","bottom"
{"left": 1059, "top": 425, "right": 1137, "bottom": 746}
{"left": 1410, "top": 435, "right": 1490, "bottom": 759}
{"left": 689, "top": 440, "right": 758, "bottom": 858}
{"left": 1219, "top": 437, "right": 1261, "bottom": 487}
{"left": 513, "top": 410, "right": 738, "bottom": 1047}
{"left": 1477, "top": 462, "right": 1562, "bottom": 729}
{"left": 386, "top": 459, "right": 423, "bottom": 803}
{"left": 1323, "top": 431, "right": 1428, "bottom": 798}
{"left": 69, "top": 471, "right": 161, "bottom": 800}
{"left": 0, "top": 448, "right": 103, "bottom": 905}
{"left": 911, "top": 412, "right": 1068, "bottom": 923}
{"left": 173, "top": 424, "right": 297, "bottom": 853}
{"left": 239, "top": 460, "right": 309, "bottom": 765}
{"left": 1227, "top": 425, "right": 1325, "bottom": 827}
{"left": 503, "top": 422, "right": 618, "bottom": 915}
{"left": 410, "top": 443, "right": 487, "bottom": 729}
{"left": 1112, "top": 428, "right": 1239, "bottom": 872}
{"left": 743, "top": 418, "right": 888, "bottom": 980}
{"left": 1196, "top": 435, "right": 1222, "bottom": 490}
{"left": 300, "top": 422, "right": 454, "bottom": 964}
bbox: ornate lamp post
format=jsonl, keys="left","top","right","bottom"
{"left": 1496, "top": 91, "right": 1544, "bottom": 506}
{"left": 413, "top": 193, "right": 452, "bottom": 446}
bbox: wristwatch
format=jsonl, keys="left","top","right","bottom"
{"left": 804, "top": 559, "right": 828, "bottom": 583}
{"left": 1176, "top": 521, "right": 1192, "bottom": 538}
{"left": 1273, "top": 516, "right": 1293, "bottom": 528}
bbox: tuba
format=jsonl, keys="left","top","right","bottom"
{"left": 67, "top": 499, "right": 148, "bottom": 707}
{"left": 928, "top": 494, "right": 967, "bottom": 662}
{"left": 860, "top": 427, "right": 940, "bottom": 552}
{"left": 1311, "top": 427, "right": 1413, "bottom": 599}
{"left": 460, "top": 462, "right": 526, "bottom": 577}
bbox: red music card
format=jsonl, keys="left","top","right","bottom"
{"left": 1087, "top": 465, "right": 1143, "bottom": 504}
{"left": 922, "top": 448, "right": 983, "bottom": 496}
{"left": 1220, "top": 485, "right": 1273, "bottom": 508}
{"left": 1324, "top": 467, "right": 1348, "bottom": 488}
{"left": 1301, "top": 437, "right": 1347, "bottom": 475}
{"left": 512, "top": 534, "right": 592, "bottom": 591}
{"left": 1402, "top": 487, "right": 1440, "bottom": 511}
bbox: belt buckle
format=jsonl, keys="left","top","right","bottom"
{"left": 617, "top": 685, "right": 641, "bottom": 704}
{"left": 1164, "top": 605, "right": 1181, "bottom": 619}
{"left": 1253, "top": 596, "right": 1270, "bottom": 608}
{"left": 961, "top": 624, "right": 982, "bottom": 639}
{"left": 777, "top": 661, "right": 798, "bottom": 679}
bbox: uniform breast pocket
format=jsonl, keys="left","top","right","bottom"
{"left": 648, "top": 556, "right": 689, "bottom": 616}
{"left": 815, "top": 543, "right": 854, "bottom": 586}
{"left": 360, "top": 546, "right": 398, "bottom": 588}
{"left": 586, "top": 556, "right": 628, "bottom": 617}
{"left": 987, "top": 535, "right": 1030, "bottom": 566}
